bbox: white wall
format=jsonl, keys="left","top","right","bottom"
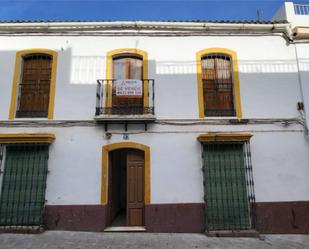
{"left": 0, "top": 124, "right": 308, "bottom": 205}
{"left": 251, "top": 131, "right": 309, "bottom": 202}
{"left": 0, "top": 33, "right": 309, "bottom": 205}
{"left": 0, "top": 35, "right": 303, "bottom": 120}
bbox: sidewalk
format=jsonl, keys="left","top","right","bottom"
{"left": 1, "top": 231, "right": 309, "bottom": 249}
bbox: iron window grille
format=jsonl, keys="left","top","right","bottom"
{"left": 0, "top": 144, "right": 49, "bottom": 230}
{"left": 202, "top": 141, "right": 256, "bottom": 231}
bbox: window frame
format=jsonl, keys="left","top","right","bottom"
{"left": 196, "top": 48, "right": 242, "bottom": 119}
{"left": 9, "top": 49, "right": 58, "bottom": 120}
{"left": 105, "top": 48, "right": 149, "bottom": 109}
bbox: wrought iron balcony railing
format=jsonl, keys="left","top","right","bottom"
{"left": 95, "top": 79, "right": 155, "bottom": 116}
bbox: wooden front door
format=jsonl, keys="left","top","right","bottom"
{"left": 126, "top": 149, "right": 144, "bottom": 226}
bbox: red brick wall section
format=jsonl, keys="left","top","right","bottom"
{"left": 255, "top": 202, "right": 309, "bottom": 234}
{"left": 44, "top": 205, "right": 106, "bottom": 232}
{"left": 42, "top": 202, "right": 309, "bottom": 234}
{"left": 145, "top": 203, "right": 206, "bottom": 233}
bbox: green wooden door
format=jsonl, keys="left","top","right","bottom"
{"left": 203, "top": 143, "right": 251, "bottom": 230}
{"left": 0, "top": 144, "right": 49, "bottom": 226}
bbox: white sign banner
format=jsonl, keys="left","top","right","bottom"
{"left": 115, "top": 79, "right": 143, "bottom": 98}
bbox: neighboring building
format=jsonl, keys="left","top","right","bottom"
{"left": 0, "top": 1, "right": 309, "bottom": 235}
{"left": 273, "top": 2, "right": 309, "bottom": 127}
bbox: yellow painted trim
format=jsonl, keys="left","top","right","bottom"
{"left": 101, "top": 142, "right": 150, "bottom": 205}
{"left": 105, "top": 48, "right": 149, "bottom": 108}
{"left": 196, "top": 48, "right": 242, "bottom": 119}
{"left": 0, "top": 133, "right": 55, "bottom": 144}
{"left": 9, "top": 49, "right": 58, "bottom": 120}
{"left": 197, "top": 133, "right": 252, "bottom": 142}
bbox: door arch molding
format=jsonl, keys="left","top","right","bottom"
{"left": 101, "top": 142, "right": 150, "bottom": 205}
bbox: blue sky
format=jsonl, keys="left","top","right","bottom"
{"left": 0, "top": 0, "right": 309, "bottom": 21}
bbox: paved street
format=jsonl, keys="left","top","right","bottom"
{"left": 1, "top": 231, "right": 309, "bottom": 249}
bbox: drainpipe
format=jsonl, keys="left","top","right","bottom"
{"left": 294, "top": 43, "right": 309, "bottom": 135}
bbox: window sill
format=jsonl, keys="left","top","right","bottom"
{"left": 94, "top": 114, "right": 156, "bottom": 122}
{"left": 200, "top": 116, "right": 238, "bottom": 119}
{"left": 206, "top": 230, "right": 260, "bottom": 238}
{"left": 9, "top": 117, "right": 50, "bottom": 121}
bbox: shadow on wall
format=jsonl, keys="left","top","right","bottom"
{"left": 0, "top": 48, "right": 72, "bottom": 120}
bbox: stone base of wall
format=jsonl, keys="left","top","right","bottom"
{"left": 145, "top": 203, "right": 205, "bottom": 233}
{"left": 255, "top": 201, "right": 309, "bottom": 234}
{"left": 43, "top": 201, "right": 309, "bottom": 234}
{"left": 44, "top": 205, "right": 106, "bottom": 232}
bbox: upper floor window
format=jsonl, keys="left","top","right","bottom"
{"left": 201, "top": 54, "right": 235, "bottom": 117}
{"left": 9, "top": 49, "right": 58, "bottom": 120}
{"left": 113, "top": 55, "right": 142, "bottom": 80}
{"left": 112, "top": 55, "right": 143, "bottom": 113}
{"left": 196, "top": 48, "right": 242, "bottom": 118}
{"left": 96, "top": 48, "right": 154, "bottom": 116}
{"left": 17, "top": 54, "right": 52, "bottom": 118}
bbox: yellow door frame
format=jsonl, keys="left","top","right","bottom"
{"left": 101, "top": 142, "right": 150, "bottom": 205}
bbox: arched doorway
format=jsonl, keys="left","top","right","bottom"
{"left": 101, "top": 142, "right": 150, "bottom": 227}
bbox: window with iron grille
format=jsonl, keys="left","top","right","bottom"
{"left": 202, "top": 142, "right": 255, "bottom": 231}
{"left": 16, "top": 53, "right": 53, "bottom": 118}
{"left": 0, "top": 144, "right": 49, "bottom": 227}
{"left": 201, "top": 54, "right": 235, "bottom": 117}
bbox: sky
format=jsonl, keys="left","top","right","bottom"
{"left": 0, "top": 0, "right": 309, "bottom": 21}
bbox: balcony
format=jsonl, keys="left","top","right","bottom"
{"left": 95, "top": 79, "right": 155, "bottom": 130}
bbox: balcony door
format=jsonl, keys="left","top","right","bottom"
{"left": 112, "top": 55, "right": 143, "bottom": 114}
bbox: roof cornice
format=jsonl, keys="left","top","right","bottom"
{"left": 0, "top": 21, "right": 293, "bottom": 38}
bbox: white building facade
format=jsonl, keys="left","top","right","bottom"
{"left": 0, "top": 2, "right": 309, "bottom": 234}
